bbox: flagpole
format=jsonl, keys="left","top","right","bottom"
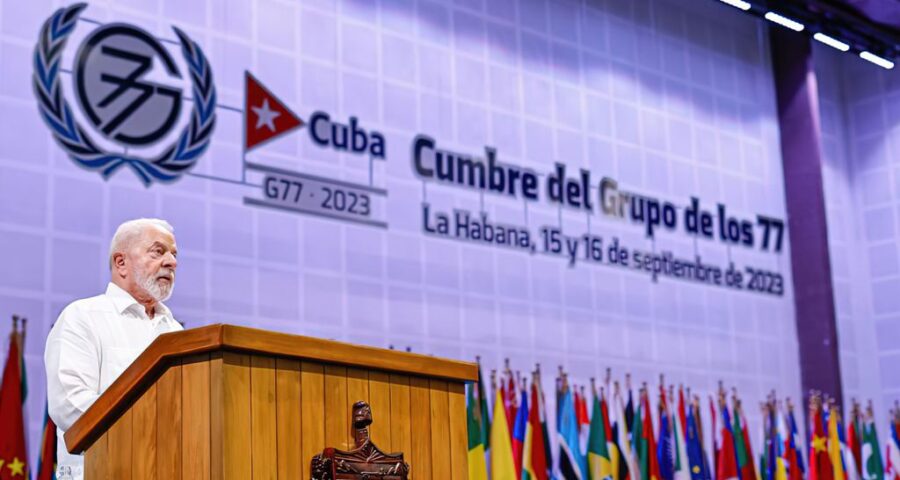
{"left": 242, "top": 71, "right": 248, "bottom": 184}
{"left": 491, "top": 369, "right": 497, "bottom": 410}
{"left": 11, "top": 313, "right": 26, "bottom": 367}
{"left": 18, "top": 316, "right": 26, "bottom": 354}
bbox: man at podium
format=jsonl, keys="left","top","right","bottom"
{"left": 44, "top": 219, "right": 184, "bottom": 479}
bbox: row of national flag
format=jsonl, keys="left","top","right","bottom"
{"left": 802, "top": 392, "right": 900, "bottom": 480}
{"left": 467, "top": 361, "right": 900, "bottom": 480}
{"left": 0, "top": 316, "right": 57, "bottom": 480}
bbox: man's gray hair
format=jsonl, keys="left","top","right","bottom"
{"left": 108, "top": 218, "right": 174, "bottom": 269}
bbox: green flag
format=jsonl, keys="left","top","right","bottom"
{"left": 632, "top": 397, "right": 648, "bottom": 480}
{"left": 467, "top": 381, "right": 488, "bottom": 480}
{"left": 733, "top": 410, "right": 750, "bottom": 472}
{"left": 589, "top": 394, "right": 613, "bottom": 480}
{"left": 862, "top": 420, "right": 884, "bottom": 480}
{"left": 477, "top": 364, "right": 490, "bottom": 450}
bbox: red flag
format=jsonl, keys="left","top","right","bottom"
{"left": 738, "top": 410, "right": 757, "bottom": 480}
{"left": 847, "top": 407, "right": 862, "bottom": 478}
{"left": 643, "top": 390, "right": 662, "bottom": 480}
{"left": 502, "top": 374, "right": 517, "bottom": 439}
{"left": 574, "top": 389, "right": 582, "bottom": 423}
{"left": 0, "top": 333, "right": 28, "bottom": 480}
{"left": 576, "top": 388, "right": 591, "bottom": 455}
{"left": 785, "top": 433, "right": 803, "bottom": 480}
{"left": 601, "top": 392, "right": 613, "bottom": 442}
{"left": 244, "top": 71, "right": 303, "bottom": 151}
{"left": 711, "top": 397, "right": 720, "bottom": 476}
{"left": 808, "top": 400, "right": 833, "bottom": 480}
{"left": 36, "top": 405, "right": 57, "bottom": 480}
{"left": 577, "top": 390, "right": 591, "bottom": 433}
{"left": 717, "top": 400, "right": 739, "bottom": 480}
{"left": 525, "top": 381, "right": 549, "bottom": 480}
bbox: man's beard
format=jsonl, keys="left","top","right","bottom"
{"left": 134, "top": 266, "right": 175, "bottom": 302}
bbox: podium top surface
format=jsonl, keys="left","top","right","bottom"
{"left": 64, "top": 324, "right": 478, "bottom": 453}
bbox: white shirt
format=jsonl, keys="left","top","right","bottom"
{"left": 45, "top": 282, "right": 183, "bottom": 479}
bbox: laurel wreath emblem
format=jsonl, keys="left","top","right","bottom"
{"left": 32, "top": 3, "right": 216, "bottom": 186}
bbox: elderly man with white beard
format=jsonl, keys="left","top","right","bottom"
{"left": 45, "top": 218, "right": 183, "bottom": 479}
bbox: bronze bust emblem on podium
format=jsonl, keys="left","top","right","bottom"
{"left": 311, "top": 401, "right": 411, "bottom": 479}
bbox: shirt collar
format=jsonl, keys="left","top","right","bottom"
{"left": 105, "top": 282, "right": 173, "bottom": 320}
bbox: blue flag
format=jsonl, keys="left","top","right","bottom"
{"left": 687, "top": 408, "right": 711, "bottom": 480}
{"left": 558, "top": 390, "right": 587, "bottom": 479}
{"left": 512, "top": 387, "right": 529, "bottom": 476}
{"left": 658, "top": 407, "right": 675, "bottom": 480}
{"left": 787, "top": 408, "right": 805, "bottom": 475}
{"left": 767, "top": 408, "right": 778, "bottom": 480}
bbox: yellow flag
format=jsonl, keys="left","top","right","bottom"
{"left": 469, "top": 443, "right": 488, "bottom": 480}
{"left": 609, "top": 442, "right": 621, "bottom": 480}
{"left": 775, "top": 457, "right": 788, "bottom": 480}
{"left": 588, "top": 451, "right": 613, "bottom": 480}
{"left": 491, "top": 390, "right": 518, "bottom": 480}
{"left": 828, "top": 413, "right": 846, "bottom": 480}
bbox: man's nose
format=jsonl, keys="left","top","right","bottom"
{"left": 163, "top": 252, "right": 177, "bottom": 269}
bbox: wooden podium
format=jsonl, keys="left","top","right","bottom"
{"left": 63, "top": 324, "right": 478, "bottom": 479}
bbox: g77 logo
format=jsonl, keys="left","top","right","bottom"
{"left": 75, "top": 24, "right": 184, "bottom": 146}
{"left": 33, "top": 3, "right": 216, "bottom": 185}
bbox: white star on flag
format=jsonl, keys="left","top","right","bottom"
{"left": 252, "top": 99, "right": 281, "bottom": 132}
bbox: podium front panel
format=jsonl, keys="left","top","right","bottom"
{"left": 83, "top": 353, "right": 468, "bottom": 479}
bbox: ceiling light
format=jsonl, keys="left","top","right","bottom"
{"left": 860, "top": 51, "right": 895, "bottom": 69}
{"left": 813, "top": 32, "right": 850, "bottom": 52}
{"left": 764, "top": 11, "right": 805, "bottom": 32}
{"left": 719, "top": 0, "right": 751, "bottom": 11}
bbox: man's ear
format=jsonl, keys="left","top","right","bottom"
{"left": 112, "top": 252, "right": 127, "bottom": 277}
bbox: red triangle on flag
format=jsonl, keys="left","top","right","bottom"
{"left": 244, "top": 71, "right": 303, "bottom": 151}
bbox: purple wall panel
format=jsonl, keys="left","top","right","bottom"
{"left": 770, "top": 29, "right": 843, "bottom": 408}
